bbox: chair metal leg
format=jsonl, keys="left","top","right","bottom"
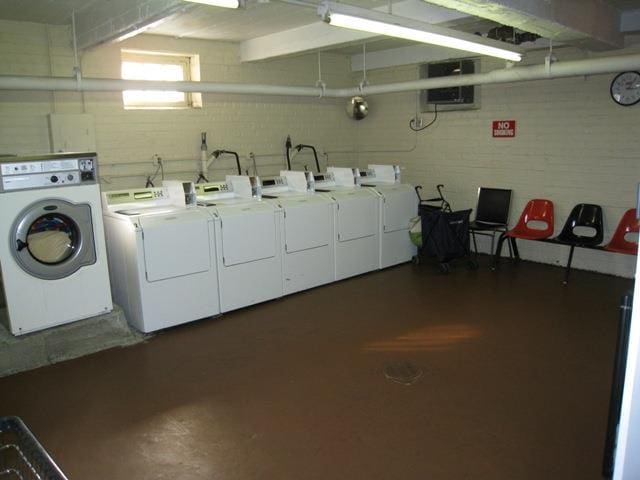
{"left": 510, "top": 237, "right": 520, "bottom": 259}
{"left": 490, "top": 232, "right": 496, "bottom": 256}
{"left": 492, "top": 233, "right": 508, "bottom": 270}
{"left": 563, "top": 245, "right": 575, "bottom": 285}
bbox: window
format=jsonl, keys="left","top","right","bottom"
{"left": 121, "top": 50, "right": 202, "bottom": 109}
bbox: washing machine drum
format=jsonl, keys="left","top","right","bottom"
{"left": 11, "top": 199, "right": 96, "bottom": 280}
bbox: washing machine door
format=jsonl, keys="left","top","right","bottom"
{"left": 10, "top": 199, "right": 96, "bottom": 280}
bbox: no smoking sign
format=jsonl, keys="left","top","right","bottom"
{"left": 492, "top": 120, "right": 516, "bottom": 138}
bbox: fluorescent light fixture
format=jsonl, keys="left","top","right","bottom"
{"left": 183, "top": 0, "right": 239, "bottom": 8}
{"left": 115, "top": 18, "right": 169, "bottom": 42}
{"left": 318, "top": 2, "right": 522, "bottom": 62}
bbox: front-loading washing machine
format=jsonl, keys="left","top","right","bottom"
{"left": 0, "top": 152, "right": 113, "bottom": 335}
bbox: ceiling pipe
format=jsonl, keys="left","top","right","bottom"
{"left": 0, "top": 76, "right": 327, "bottom": 97}
{"left": 0, "top": 52, "right": 639, "bottom": 97}
{"left": 356, "top": 52, "right": 640, "bottom": 96}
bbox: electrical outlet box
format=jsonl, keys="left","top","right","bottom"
{"left": 48, "top": 114, "right": 96, "bottom": 153}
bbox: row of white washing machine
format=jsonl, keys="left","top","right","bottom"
{"left": 0, "top": 152, "right": 416, "bottom": 337}
{"left": 101, "top": 165, "right": 418, "bottom": 333}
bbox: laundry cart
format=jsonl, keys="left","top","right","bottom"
{"left": 0, "top": 416, "right": 68, "bottom": 479}
{"left": 413, "top": 185, "right": 478, "bottom": 273}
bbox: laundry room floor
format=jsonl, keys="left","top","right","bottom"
{"left": 0, "top": 258, "right": 632, "bottom": 480}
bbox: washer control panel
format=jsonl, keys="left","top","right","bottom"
{"left": 0, "top": 153, "right": 98, "bottom": 192}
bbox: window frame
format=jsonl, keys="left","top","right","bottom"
{"left": 121, "top": 50, "right": 202, "bottom": 110}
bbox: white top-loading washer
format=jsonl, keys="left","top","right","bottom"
{"left": 261, "top": 171, "right": 335, "bottom": 295}
{"left": 0, "top": 152, "right": 113, "bottom": 335}
{"left": 311, "top": 167, "right": 380, "bottom": 280}
{"left": 357, "top": 164, "right": 418, "bottom": 268}
{"left": 188, "top": 175, "right": 283, "bottom": 312}
{"left": 102, "top": 186, "right": 220, "bottom": 333}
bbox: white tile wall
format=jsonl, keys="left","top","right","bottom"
{"left": 349, "top": 48, "right": 640, "bottom": 277}
{"left": 0, "top": 19, "right": 637, "bottom": 277}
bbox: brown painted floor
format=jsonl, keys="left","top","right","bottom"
{"left": 0, "top": 258, "right": 633, "bottom": 479}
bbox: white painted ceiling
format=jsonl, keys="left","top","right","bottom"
{"left": 0, "top": 0, "right": 638, "bottom": 63}
{"left": 0, "top": 0, "right": 392, "bottom": 30}
{"left": 0, "top": 0, "right": 97, "bottom": 25}
{"left": 1, "top": 0, "right": 638, "bottom": 36}
{"left": 146, "top": 0, "right": 640, "bottom": 44}
{"left": 150, "top": 2, "right": 319, "bottom": 42}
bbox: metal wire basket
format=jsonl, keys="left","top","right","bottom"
{"left": 0, "top": 416, "right": 67, "bottom": 480}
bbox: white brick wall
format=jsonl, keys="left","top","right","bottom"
{"left": 350, "top": 48, "right": 640, "bottom": 277}
{"left": 0, "top": 19, "right": 637, "bottom": 277}
{"left": 0, "top": 20, "right": 357, "bottom": 189}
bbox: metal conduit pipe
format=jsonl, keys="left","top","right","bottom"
{"left": 0, "top": 53, "right": 639, "bottom": 97}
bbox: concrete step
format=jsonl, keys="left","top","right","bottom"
{"left": 0, "top": 305, "right": 146, "bottom": 378}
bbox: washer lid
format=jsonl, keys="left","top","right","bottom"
{"left": 138, "top": 209, "right": 211, "bottom": 282}
{"left": 283, "top": 202, "right": 332, "bottom": 253}
{"left": 218, "top": 203, "right": 277, "bottom": 267}
{"left": 334, "top": 195, "right": 377, "bottom": 242}
{"left": 11, "top": 199, "right": 96, "bottom": 280}
{"left": 115, "top": 206, "right": 180, "bottom": 216}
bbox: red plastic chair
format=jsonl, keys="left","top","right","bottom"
{"left": 506, "top": 199, "right": 555, "bottom": 240}
{"left": 492, "top": 199, "right": 554, "bottom": 269}
{"left": 604, "top": 209, "right": 639, "bottom": 255}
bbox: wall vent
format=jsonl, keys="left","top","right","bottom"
{"left": 420, "top": 59, "right": 480, "bottom": 112}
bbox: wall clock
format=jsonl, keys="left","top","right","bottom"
{"left": 610, "top": 71, "right": 640, "bottom": 106}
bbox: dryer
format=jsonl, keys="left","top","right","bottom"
{"left": 261, "top": 171, "right": 335, "bottom": 295}
{"left": 312, "top": 167, "right": 380, "bottom": 280}
{"left": 102, "top": 186, "right": 219, "bottom": 333}
{"left": 188, "top": 176, "right": 283, "bottom": 312}
{"left": 0, "top": 152, "right": 112, "bottom": 335}
{"left": 357, "top": 164, "right": 418, "bottom": 269}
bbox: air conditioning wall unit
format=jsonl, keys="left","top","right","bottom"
{"left": 420, "top": 59, "right": 480, "bottom": 112}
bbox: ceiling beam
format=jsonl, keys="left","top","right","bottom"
{"left": 240, "top": 23, "right": 372, "bottom": 62}
{"left": 240, "top": 0, "right": 468, "bottom": 62}
{"left": 420, "top": 0, "right": 623, "bottom": 51}
{"left": 76, "top": 0, "right": 191, "bottom": 50}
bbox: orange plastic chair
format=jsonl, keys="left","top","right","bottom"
{"left": 506, "top": 199, "right": 555, "bottom": 240}
{"left": 605, "top": 209, "right": 639, "bottom": 255}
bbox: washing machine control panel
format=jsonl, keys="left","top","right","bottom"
{"left": 0, "top": 154, "right": 98, "bottom": 192}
